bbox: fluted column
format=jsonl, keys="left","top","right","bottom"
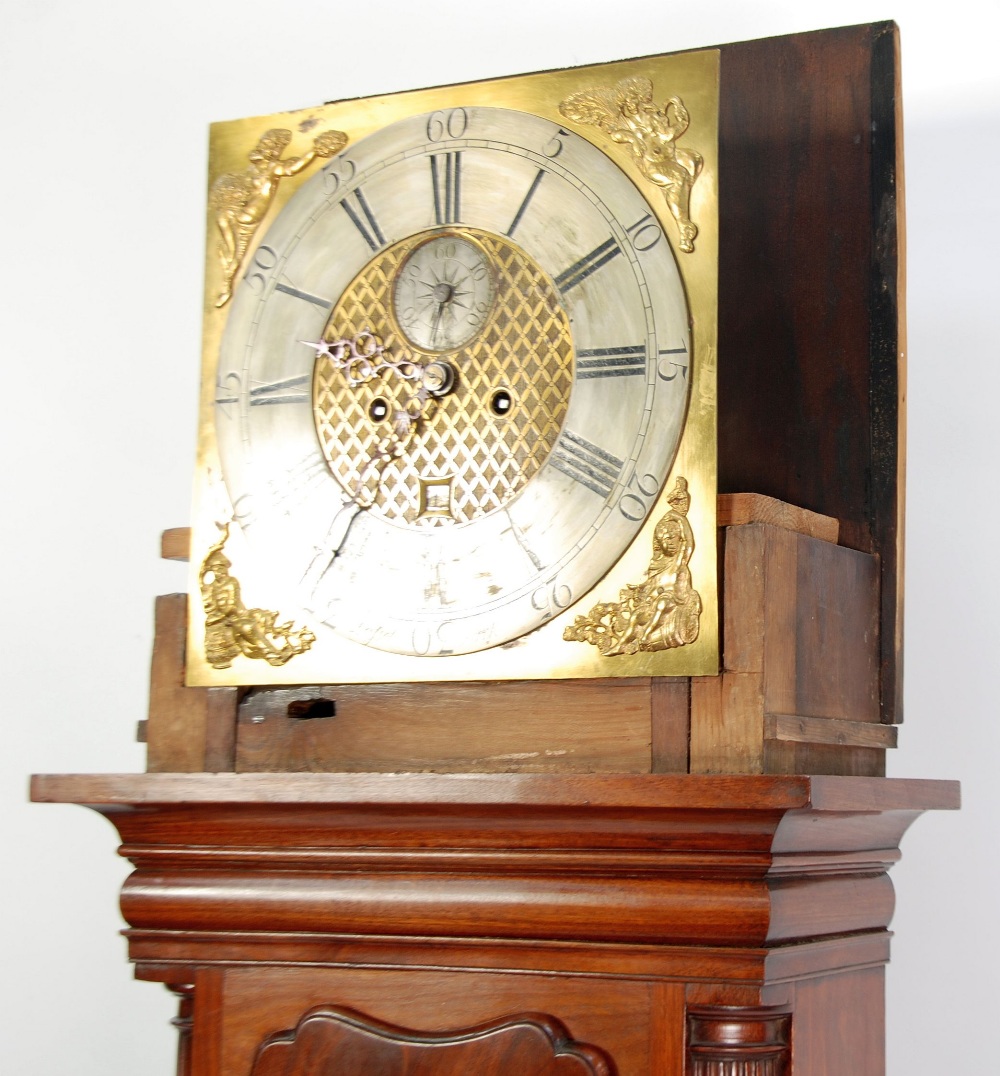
{"left": 167, "top": 984, "right": 195, "bottom": 1076}
{"left": 686, "top": 1007, "right": 791, "bottom": 1075}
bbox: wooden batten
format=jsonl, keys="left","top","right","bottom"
{"left": 235, "top": 679, "right": 657, "bottom": 775}
{"left": 145, "top": 594, "right": 238, "bottom": 773}
{"left": 716, "top": 494, "right": 839, "bottom": 544}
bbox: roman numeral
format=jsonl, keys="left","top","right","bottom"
{"left": 341, "top": 187, "right": 386, "bottom": 251}
{"left": 273, "top": 282, "right": 333, "bottom": 309}
{"left": 430, "top": 152, "right": 462, "bottom": 224}
{"left": 554, "top": 238, "right": 622, "bottom": 292}
{"left": 550, "top": 430, "right": 624, "bottom": 499}
{"left": 576, "top": 345, "right": 646, "bottom": 379}
{"left": 506, "top": 168, "right": 545, "bottom": 237}
{"left": 249, "top": 374, "right": 312, "bottom": 407}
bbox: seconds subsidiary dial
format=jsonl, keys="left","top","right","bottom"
{"left": 212, "top": 106, "right": 692, "bottom": 661}
{"left": 393, "top": 234, "right": 497, "bottom": 352}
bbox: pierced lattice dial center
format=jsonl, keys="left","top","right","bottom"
{"left": 313, "top": 227, "right": 574, "bottom": 526}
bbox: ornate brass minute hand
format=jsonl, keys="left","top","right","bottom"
{"left": 298, "top": 333, "right": 457, "bottom": 592}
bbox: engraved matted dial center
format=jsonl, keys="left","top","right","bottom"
{"left": 313, "top": 227, "right": 574, "bottom": 527}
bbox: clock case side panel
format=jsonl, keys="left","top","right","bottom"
{"left": 715, "top": 22, "right": 904, "bottom": 723}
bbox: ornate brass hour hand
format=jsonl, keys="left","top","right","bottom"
{"left": 300, "top": 330, "right": 424, "bottom": 386}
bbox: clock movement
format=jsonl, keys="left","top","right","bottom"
{"left": 187, "top": 51, "right": 719, "bottom": 686}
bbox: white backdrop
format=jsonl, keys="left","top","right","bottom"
{"left": 3, "top": 2, "right": 996, "bottom": 1072}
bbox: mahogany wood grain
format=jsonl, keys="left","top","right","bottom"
{"left": 32, "top": 771, "right": 955, "bottom": 1076}
{"left": 687, "top": 1006, "right": 791, "bottom": 1075}
{"left": 784, "top": 965, "right": 885, "bottom": 1076}
{"left": 31, "top": 773, "right": 956, "bottom": 952}
{"left": 247, "top": 1000, "right": 616, "bottom": 1076}
{"left": 249, "top": 1007, "right": 613, "bottom": 1075}
{"left": 717, "top": 23, "right": 904, "bottom": 722}
{"left": 31, "top": 771, "right": 959, "bottom": 812}
{"left": 168, "top": 984, "right": 194, "bottom": 1076}
{"left": 225, "top": 970, "right": 647, "bottom": 1075}
{"left": 191, "top": 968, "right": 225, "bottom": 1076}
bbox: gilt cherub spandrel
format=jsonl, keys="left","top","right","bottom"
{"left": 560, "top": 77, "right": 703, "bottom": 253}
{"left": 200, "top": 523, "right": 315, "bottom": 669}
{"left": 209, "top": 127, "right": 347, "bottom": 307}
{"left": 563, "top": 477, "right": 702, "bottom": 655}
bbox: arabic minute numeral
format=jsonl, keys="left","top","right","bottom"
{"left": 619, "top": 471, "right": 661, "bottom": 522}
{"left": 467, "top": 300, "right": 489, "bottom": 327}
{"left": 542, "top": 127, "right": 571, "bottom": 159}
{"left": 530, "top": 579, "right": 574, "bottom": 619}
{"left": 232, "top": 491, "right": 257, "bottom": 530}
{"left": 657, "top": 344, "right": 689, "bottom": 381}
{"left": 411, "top": 620, "right": 456, "bottom": 657}
{"left": 243, "top": 244, "right": 278, "bottom": 293}
{"left": 626, "top": 213, "right": 663, "bottom": 251}
{"left": 426, "top": 108, "right": 468, "bottom": 142}
{"left": 322, "top": 155, "right": 357, "bottom": 194}
{"left": 214, "top": 371, "right": 242, "bottom": 419}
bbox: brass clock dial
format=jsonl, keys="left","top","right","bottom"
{"left": 191, "top": 52, "right": 719, "bottom": 684}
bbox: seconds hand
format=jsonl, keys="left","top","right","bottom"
{"left": 428, "top": 280, "right": 453, "bottom": 349}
